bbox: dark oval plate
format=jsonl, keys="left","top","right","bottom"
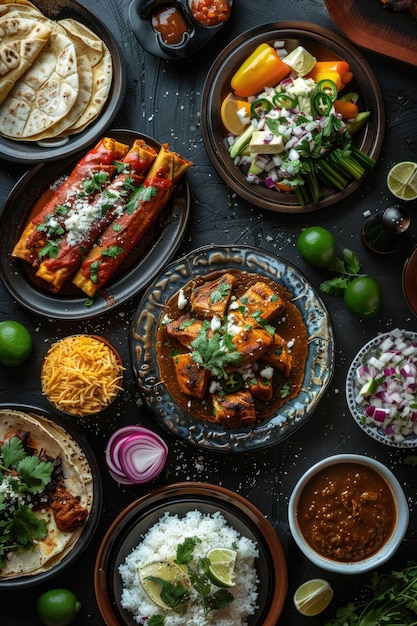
{"left": 0, "top": 403, "right": 102, "bottom": 590}
{"left": 129, "top": 0, "right": 233, "bottom": 60}
{"left": 94, "top": 482, "right": 287, "bottom": 626}
{"left": 201, "top": 21, "right": 385, "bottom": 213}
{"left": 130, "top": 244, "right": 335, "bottom": 452}
{"left": 0, "top": 0, "right": 126, "bottom": 164}
{"left": 0, "top": 130, "right": 191, "bottom": 321}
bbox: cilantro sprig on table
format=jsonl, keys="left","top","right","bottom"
{"left": 0, "top": 436, "right": 54, "bottom": 569}
{"left": 325, "top": 563, "right": 417, "bottom": 625}
{"left": 319, "top": 248, "right": 363, "bottom": 295}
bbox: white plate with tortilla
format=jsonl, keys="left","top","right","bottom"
{"left": 0, "top": 0, "right": 125, "bottom": 163}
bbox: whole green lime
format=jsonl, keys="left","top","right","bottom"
{"left": 344, "top": 276, "right": 382, "bottom": 319}
{"left": 297, "top": 226, "right": 337, "bottom": 268}
{"left": 36, "top": 588, "right": 81, "bottom": 626}
{"left": 0, "top": 320, "right": 32, "bottom": 367}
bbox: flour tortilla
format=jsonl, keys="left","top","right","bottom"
{"left": 25, "top": 51, "right": 92, "bottom": 140}
{"left": 0, "top": 15, "right": 51, "bottom": 104}
{"left": 0, "top": 27, "right": 79, "bottom": 138}
{"left": 57, "top": 18, "right": 112, "bottom": 135}
{"left": 0, "top": 409, "right": 93, "bottom": 580}
{"left": 0, "top": 0, "right": 113, "bottom": 140}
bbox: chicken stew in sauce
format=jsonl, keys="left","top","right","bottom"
{"left": 156, "top": 269, "right": 308, "bottom": 428}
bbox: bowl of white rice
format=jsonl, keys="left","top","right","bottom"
{"left": 94, "top": 482, "right": 287, "bottom": 625}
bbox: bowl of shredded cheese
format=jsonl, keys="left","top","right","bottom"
{"left": 41, "top": 334, "right": 124, "bottom": 417}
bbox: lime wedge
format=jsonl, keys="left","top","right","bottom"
{"left": 206, "top": 547, "right": 237, "bottom": 588}
{"left": 293, "top": 578, "right": 333, "bottom": 616}
{"left": 138, "top": 560, "right": 192, "bottom": 610}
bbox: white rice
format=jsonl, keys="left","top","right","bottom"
{"left": 119, "top": 509, "right": 260, "bottom": 625}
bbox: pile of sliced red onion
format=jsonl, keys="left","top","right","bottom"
{"left": 353, "top": 328, "right": 417, "bottom": 442}
{"left": 105, "top": 426, "right": 168, "bottom": 484}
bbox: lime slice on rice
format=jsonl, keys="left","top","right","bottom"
{"left": 138, "top": 560, "right": 192, "bottom": 610}
{"left": 206, "top": 547, "right": 237, "bottom": 588}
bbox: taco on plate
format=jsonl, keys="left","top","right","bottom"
{"left": 0, "top": 408, "right": 93, "bottom": 579}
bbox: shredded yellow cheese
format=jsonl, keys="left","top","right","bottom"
{"left": 41, "top": 335, "right": 124, "bottom": 416}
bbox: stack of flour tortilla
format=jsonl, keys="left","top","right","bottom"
{"left": 0, "top": 0, "right": 112, "bottom": 141}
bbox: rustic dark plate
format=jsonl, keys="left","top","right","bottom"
{"left": 130, "top": 245, "right": 335, "bottom": 452}
{"left": 324, "top": 0, "right": 417, "bottom": 67}
{"left": 0, "top": 0, "right": 126, "bottom": 164}
{"left": 94, "top": 482, "right": 287, "bottom": 626}
{"left": 0, "top": 130, "right": 190, "bottom": 320}
{"left": 201, "top": 21, "right": 385, "bottom": 213}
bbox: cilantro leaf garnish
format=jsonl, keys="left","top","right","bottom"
{"left": 82, "top": 171, "right": 109, "bottom": 194}
{"left": 1, "top": 437, "right": 25, "bottom": 468}
{"left": 191, "top": 329, "right": 242, "bottom": 378}
{"left": 0, "top": 434, "right": 56, "bottom": 570}
{"left": 17, "top": 455, "right": 54, "bottom": 494}
{"left": 8, "top": 503, "right": 48, "bottom": 547}
{"left": 145, "top": 576, "right": 190, "bottom": 613}
{"left": 176, "top": 536, "right": 201, "bottom": 565}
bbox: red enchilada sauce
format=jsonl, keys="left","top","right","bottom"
{"left": 297, "top": 463, "right": 397, "bottom": 562}
{"left": 188, "top": 0, "right": 231, "bottom": 26}
{"left": 152, "top": 8, "right": 189, "bottom": 45}
{"left": 156, "top": 269, "right": 308, "bottom": 425}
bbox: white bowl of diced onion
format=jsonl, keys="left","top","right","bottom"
{"left": 346, "top": 328, "right": 417, "bottom": 447}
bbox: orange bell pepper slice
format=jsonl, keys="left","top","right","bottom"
{"left": 306, "top": 60, "right": 353, "bottom": 90}
{"left": 334, "top": 99, "right": 359, "bottom": 119}
{"left": 231, "top": 43, "right": 291, "bottom": 98}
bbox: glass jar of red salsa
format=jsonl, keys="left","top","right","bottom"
{"left": 188, "top": 0, "right": 231, "bottom": 26}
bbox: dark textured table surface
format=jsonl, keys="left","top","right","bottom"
{"left": 1, "top": 0, "right": 417, "bottom": 624}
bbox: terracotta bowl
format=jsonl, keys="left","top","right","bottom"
{"left": 94, "top": 482, "right": 288, "bottom": 625}
{"left": 201, "top": 21, "right": 385, "bottom": 213}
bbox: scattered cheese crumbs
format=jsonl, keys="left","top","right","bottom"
{"left": 41, "top": 335, "right": 124, "bottom": 416}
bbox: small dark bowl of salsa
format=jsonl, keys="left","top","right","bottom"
{"left": 129, "top": 0, "right": 233, "bottom": 60}
{"left": 288, "top": 454, "right": 409, "bottom": 573}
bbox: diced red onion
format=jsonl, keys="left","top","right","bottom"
{"left": 353, "top": 329, "right": 417, "bottom": 441}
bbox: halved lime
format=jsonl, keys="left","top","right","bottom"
{"left": 387, "top": 161, "right": 417, "bottom": 200}
{"left": 206, "top": 547, "right": 237, "bottom": 588}
{"left": 138, "top": 560, "right": 192, "bottom": 610}
{"left": 293, "top": 578, "right": 333, "bottom": 616}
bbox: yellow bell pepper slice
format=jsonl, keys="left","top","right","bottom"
{"left": 231, "top": 43, "right": 291, "bottom": 98}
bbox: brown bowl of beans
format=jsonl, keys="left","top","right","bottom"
{"left": 288, "top": 454, "right": 409, "bottom": 573}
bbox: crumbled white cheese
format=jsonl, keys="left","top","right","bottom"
{"left": 210, "top": 315, "right": 221, "bottom": 331}
{"left": 178, "top": 288, "right": 188, "bottom": 310}
{"left": 209, "top": 380, "right": 222, "bottom": 394}
{"left": 260, "top": 366, "right": 274, "bottom": 379}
